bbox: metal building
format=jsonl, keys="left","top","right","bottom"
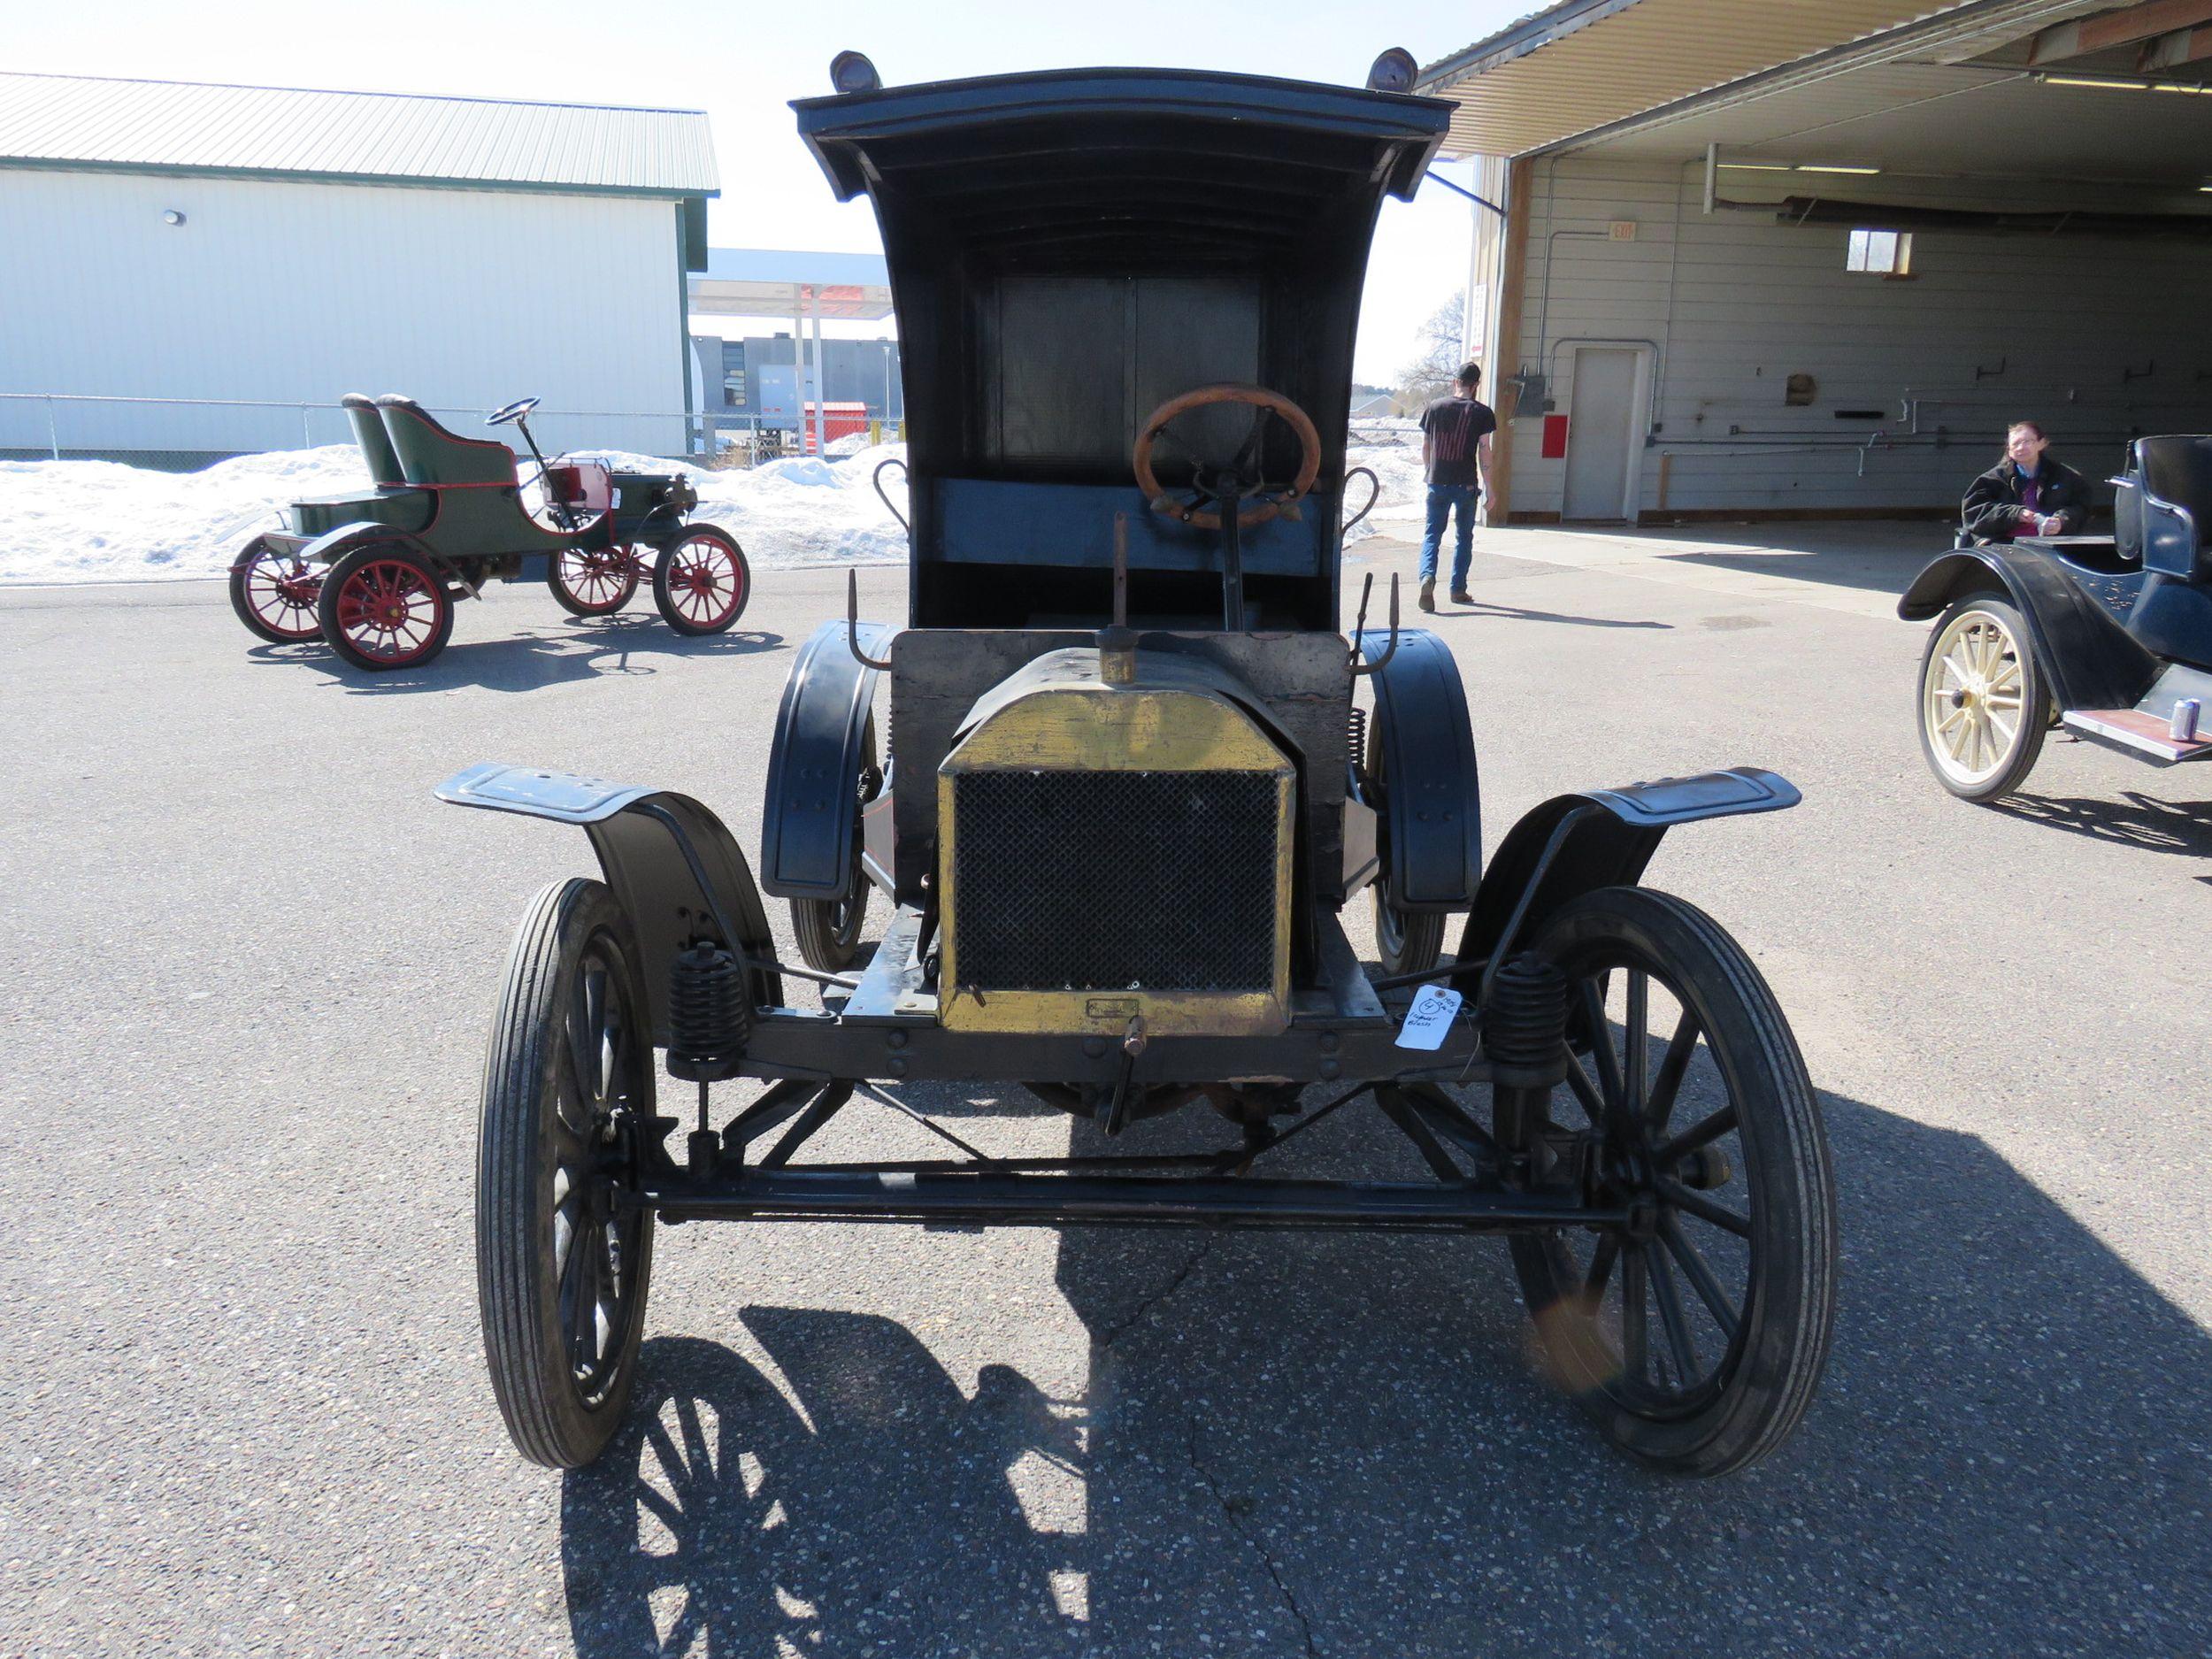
{"left": 1420, "top": 0, "right": 2212, "bottom": 523}
{"left": 0, "top": 72, "right": 717, "bottom": 464}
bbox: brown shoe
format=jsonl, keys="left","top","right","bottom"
{"left": 1418, "top": 577, "right": 1436, "bottom": 612}
{"left": 1449, "top": 588, "right": 1473, "bottom": 605}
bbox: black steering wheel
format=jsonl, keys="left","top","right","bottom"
{"left": 486, "top": 397, "right": 541, "bottom": 427}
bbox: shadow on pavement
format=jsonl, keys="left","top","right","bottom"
{"left": 1598, "top": 520, "right": 1949, "bottom": 601}
{"left": 1990, "top": 787, "right": 2212, "bottom": 858}
{"left": 1443, "top": 596, "right": 1669, "bottom": 630}
{"left": 266, "top": 615, "right": 784, "bottom": 695}
{"left": 557, "top": 1087, "right": 2212, "bottom": 1656}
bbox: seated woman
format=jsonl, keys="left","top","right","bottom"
{"left": 1961, "top": 420, "right": 2090, "bottom": 543}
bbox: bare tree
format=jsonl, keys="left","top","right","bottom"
{"left": 1395, "top": 293, "right": 1467, "bottom": 410}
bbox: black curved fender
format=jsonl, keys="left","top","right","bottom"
{"left": 436, "top": 764, "right": 782, "bottom": 1044}
{"left": 760, "top": 618, "right": 894, "bottom": 900}
{"left": 1897, "top": 547, "right": 2157, "bottom": 711}
{"left": 1457, "top": 768, "right": 1799, "bottom": 965}
{"left": 1354, "top": 627, "right": 1480, "bottom": 910}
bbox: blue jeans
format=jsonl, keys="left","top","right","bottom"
{"left": 1419, "top": 484, "right": 1480, "bottom": 589}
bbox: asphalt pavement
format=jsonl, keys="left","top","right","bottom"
{"left": 2, "top": 529, "right": 2207, "bottom": 1657}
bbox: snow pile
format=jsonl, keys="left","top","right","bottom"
{"left": 0, "top": 434, "right": 1432, "bottom": 587}
{"left": 0, "top": 442, "right": 911, "bottom": 586}
{"left": 0, "top": 446, "right": 374, "bottom": 586}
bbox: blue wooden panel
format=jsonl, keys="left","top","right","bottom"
{"left": 933, "top": 479, "right": 1325, "bottom": 575}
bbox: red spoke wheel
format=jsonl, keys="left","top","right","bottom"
{"left": 227, "top": 537, "right": 324, "bottom": 643}
{"left": 649, "top": 525, "right": 750, "bottom": 636}
{"left": 549, "top": 546, "right": 641, "bottom": 618}
{"left": 315, "top": 545, "right": 455, "bottom": 672}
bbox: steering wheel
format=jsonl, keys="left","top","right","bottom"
{"left": 1133, "top": 384, "right": 1323, "bottom": 530}
{"left": 486, "top": 396, "right": 541, "bottom": 427}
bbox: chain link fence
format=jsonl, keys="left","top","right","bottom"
{"left": 0, "top": 393, "right": 893, "bottom": 473}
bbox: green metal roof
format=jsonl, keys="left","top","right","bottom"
{"left": 0, "top": 72, "right": 718, "bottom": 196}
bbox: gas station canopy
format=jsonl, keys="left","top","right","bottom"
{"left": 687, "top": 248, "right": 894, "bottom": 320}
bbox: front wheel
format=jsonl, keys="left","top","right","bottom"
{"left": 1363, "top": 713, "right": 1445, "bottom": 976}
{"left": 479, "top": 878, "right": 657, "bottom": 1469}
{"left": 1505, "top": 886, "right": 1837, "bottom": 1477}
{"left": 790, "top": 717, "right": 879, "bottom": 972}
{"left": 316, "top": 544, "right": 454, "bottom": 671}
{"left": 228, "top": 538, "right": 323, "bottom": 643}
{"left": 1917, "top": 595, "right": 2047, "bottom": 802}
{"left": 651, "top": 526, "right": 750, "bottom": 635}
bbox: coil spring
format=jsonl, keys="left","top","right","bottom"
{"left": 1347, "top": 703, "right": 1369, "bottom": 772}
{"left": 1485, "top": 953, "right": 1569, "bottom": 1081}
{"left": 667, "top": 941, "right": 749, "bottom": 1079}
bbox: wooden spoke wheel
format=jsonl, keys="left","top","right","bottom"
{"left": 479, "top": 878, "right": 657, "bottom": 1469}
{"left": 651, "top": 526, "right": 751, "bottom": 635}
{"left": 1507, "top": 886, "right": 1837, "bottom": 1477}
{"left": 316, "top": 545, "right": 454, "bottom": 672}
{"left": 549, "top": 546, "right": 641, "bottom": 617}
{"left": 791, "top": 718, "right": 880, "bottom": 972}
{"left": 1917, "top": 595, "right": 2047, "bottom": 802}
{"left": 227, "top": 538, "right": 324, "bottom": 643}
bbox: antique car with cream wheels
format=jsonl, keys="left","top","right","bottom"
{"left": 1902, "top": 435, "right": 2212, "bottom": 801}
{"left": 228, "top": 396, "right": 749, "bottom": 670}
{"left": 441, "top": 52, "right": 1839, "bottom": 1479}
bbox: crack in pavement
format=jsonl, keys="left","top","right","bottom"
{"left": 1094, "top": 1235, "right": 1215, "bottom": 1352}
{"left": 1183, "top": 1405, "right": 1319, "bottom": 1659}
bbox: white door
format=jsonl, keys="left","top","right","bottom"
{"left": 1562, "top": 348, "right": 1640, "bottom": 522}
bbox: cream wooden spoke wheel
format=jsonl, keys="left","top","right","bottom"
{"left": 1916, "top": 595, "right": 2047, "bottom": 803}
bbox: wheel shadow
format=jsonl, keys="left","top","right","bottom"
{"left": 274, "top": 616, "right": 784, "bottom": 695}
{"left": 557, "top": 1085, "right": 2212, "bottom": 1657}
{"left": 1987, "top": 787, "right": 2212, "bottom": 858}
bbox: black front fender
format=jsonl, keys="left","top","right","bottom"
{"left": 1458, "top": 768, "right": 1799, "bottom": 965}
{"left": 1897, "top": 548, "right": 2157, "bottom": 712}
{"left": 1354, "top": 627, "right": 1480, "bottom": 910}
{"left": 761, "top": 618, "right": 895, "bottom": 900}
{"left": 437, "top": 764, "right": 781, "bottom": 1044}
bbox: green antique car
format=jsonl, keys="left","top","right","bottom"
{"left": 227, "top": 395, "right": 749, "bottom": 671}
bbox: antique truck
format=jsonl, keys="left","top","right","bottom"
{"left": 439, "top": 53, "right": 1838, "bottom": 1479}
{"left": 228, "top": 396, "right": 749, "bottom": 670}
{"left": 1904, "top": 435, "right": 2212, "bottom": 800}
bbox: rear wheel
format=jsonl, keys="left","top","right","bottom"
{"left": 1504, "top": 886, "right": 1837, "bottom": 1477}
{"left": 317, "top": 545, "right": 454, "bottom": 671}
{"left": 228, "top": 538, "right": 323, "bottom": 643}
{"left": 549, "top": 546, "right": 641, "bottom": 617}
{"left": 1917, "top": 595, "right": 2047, "bottom": 802}
{"left": 651, "top": 526, "right": 750, "bottom": 635}
{"left": 479, "top": 878, "right": 657, "bottom": 1469}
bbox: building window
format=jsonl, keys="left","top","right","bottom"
{"left": 1847, "top": 228, "right": 1912, "bottom": 275}
{"left": 724, "top": 371, "right": 748, "bottom": 408}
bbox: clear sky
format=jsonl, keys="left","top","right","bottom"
{"left": 10, "top": 0, "right": 1530, "bottom": 385}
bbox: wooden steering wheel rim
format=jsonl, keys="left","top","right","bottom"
{"left": 1132, "top": 383, "right": 1324, "bottom": 530}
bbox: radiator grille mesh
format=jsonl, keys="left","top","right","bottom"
{"left": 951, "top": 770, "right": 1279, "bottom": 991}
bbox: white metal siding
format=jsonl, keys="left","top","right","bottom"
{"left": 0, "top": 169, "right": 687, "bottom": 456}
{"left": 1502, "top": 156, "right": 2212, "bottom": 518}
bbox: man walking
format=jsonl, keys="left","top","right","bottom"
{"left": 1417, "top": 362, "right": 1497, "bottom": 611}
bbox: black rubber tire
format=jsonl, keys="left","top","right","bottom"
{"left": 548, "top": 547, "right": 640, "bottom": 617}
{"left": 227, "top": 538, "right": 323, "bottom": 643}
{"left": 315, "top": 543, "right": 455, "bottom": 672}
{"left": 1506, "top": 886, "right": 1837, "bottom": 1478}
{"left": 789, "top": 716, "right": 880, "bottom": 973}
{"left": 650, "top": 525, "right": 751, "bottom": 635}
{"left": 1363, "top": 713, "right": 1447, "bottom": 977}
{"left": 1916, "top": 594, "right": 2048, "bottom": 803}
{"left": 479, "top": 878, "right": 657, "bottom": 1469}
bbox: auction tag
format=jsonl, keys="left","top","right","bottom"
{"left": 1395, "top": 984, "right": 1464, "bottom": 1051}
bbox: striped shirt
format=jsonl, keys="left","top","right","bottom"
{"left": 1420, "top": 396, "right": 1496, "bottom": 489}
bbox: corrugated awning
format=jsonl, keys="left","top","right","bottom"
{"left": 1415, "top": 0, "right": 1986, "bottom": 157}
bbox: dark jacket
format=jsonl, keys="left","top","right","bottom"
{"left": 1962, "top": 455, "right": 2091, "bottom": 542}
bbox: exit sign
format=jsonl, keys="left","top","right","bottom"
{"left": 1609, "top": 219, "right": 1639, "bottom": 241}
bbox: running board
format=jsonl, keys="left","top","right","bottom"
{"left": 2062, "top": 708, "right": 2212, "bottom": 764}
